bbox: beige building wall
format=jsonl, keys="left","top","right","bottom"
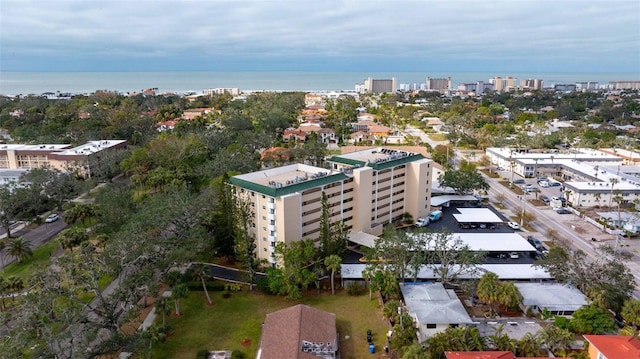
{"left": 233, "top": 149, "right": 433, "bottom": 265}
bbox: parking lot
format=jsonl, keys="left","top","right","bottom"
{"left": 344, "top": 203, "right": 539, "bottom": 265}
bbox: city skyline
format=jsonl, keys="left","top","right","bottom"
{"left": 1, "top": 0, "right": 639, "bottom": 73}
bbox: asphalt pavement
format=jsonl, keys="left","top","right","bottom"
{"left": 0, "top": 216, "right": 67, "bottom": 270}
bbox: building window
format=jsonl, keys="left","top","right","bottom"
{"left": 426, "top": 324, "right": 437, "bottom": 329}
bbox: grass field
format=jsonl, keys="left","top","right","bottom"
{"left": 428, "top": 133, "right": 447, "bottom": 141}
{"left": 2, "top": 240, "right": 60, "bottom": 281}
{"left": 152, "top": 288, "right": 390, "bottom": 359}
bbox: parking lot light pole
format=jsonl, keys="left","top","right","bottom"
{"left": 520, "top": 191, "right": 527, "bottom": 227}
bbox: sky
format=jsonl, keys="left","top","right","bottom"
{"left": 1, "top": 0, "right": 639, "bottom": 73}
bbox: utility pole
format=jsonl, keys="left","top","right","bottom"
{"left": 520, "top": 191, "right": 527, "bottom": 227}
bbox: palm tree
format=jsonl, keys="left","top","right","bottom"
{"left": 609, "top": 177, "right": 619, "bottom": 207}
{"left": 6, "top": 237, "right": 32, "bottom": 263}
{"left": 486, "top": 324, "right": 516, "bottom": 351}
{"left": 0, "top": 240, "right": 6, "bottom": 272}
{"left": 324, "top": 254, "right": 342, "bottom": 295}
{"left": 172, "top": 283, "right": 189, "bottom": 316}
{"left": 515, "top": 332, "right": 541, "bottom": 357}
{"left": 63, "top": 204, "right": 96, "bottom": 228}
{"left": 497, "top": 281, "right": 522, "bottom": 311}
{"left": 0, "top": 277, "right": 6, "bottom": 311}
{"left": 477, "top": 272, "right": 501, "bottom": 317}
{"left": 538, "top": 325, "right": 574, "bottom": 355}
{"left": 594, "top": 192, "right": 602, "bottom": 207}
{"left": 141, "top": 324, "right": 166, "bottom": 359}
{"left": 193, "top": 263, "right": 213, "bottom": 305}
{"left": 613, "top": 192, "right": 624, "bottom": 235}
{"left": 156, "top": 296, "right": 171, "bottom": 331}
{"left": 7, "top": 276, "right": 23, "bottom": 302}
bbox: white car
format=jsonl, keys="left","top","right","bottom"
{"left": 45, "top": 214, "right": 60, "bottom": 223}
{"left": 507, "top": 221, "right": 520, "bottom": 230}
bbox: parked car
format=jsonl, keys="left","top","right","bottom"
{"left": 538, "top": 181, "right": 550, "bottom": 187}
{"left": 527, "top": 236, "right": 544, "bottom": 250}
{"left": 540, "top": 195, "right": 550, "bottom": 203}
{"left": 556, "top": 208, "right": 572, "bottom": 214}
{"left": 513, "top": 179, "right": 525, "bottom": 184}
{"left": 507, "top": 221, "right": 520, "bottom": 230}
{"left": 45, "top": 214, "right": 60, "bottom": 223}
{"left": 509, "top": 252, "right": 520, "bottom": 259}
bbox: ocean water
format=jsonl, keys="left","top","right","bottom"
{"left": 0, "top": 71, "right": 638, "bottom": 96}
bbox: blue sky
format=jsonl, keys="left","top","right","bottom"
{"left": 1, "top": 0, "right": 639, "bottom": 73}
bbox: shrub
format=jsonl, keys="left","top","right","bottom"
{"left": 225, "top": 283, "right": 242, "bottom": 292}
{"left": 346, "top": 283, "right": 366, "bottom": 296}
{"left": 231, "top": 350, "right": 245, "bottom": 359}
{"left": 196, "top": 349, "right": 208, "bottom": 359}
{"left": 554, "top": 315, "right": 570, "bottom": 330}
{"left": 185, "top": 281, "right": 226, "bottom": 292}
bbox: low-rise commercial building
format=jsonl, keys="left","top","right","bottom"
{"left": 0, "top": 140, "right": 128, "bottom": 178}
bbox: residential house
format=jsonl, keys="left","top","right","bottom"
{"left": 257, "top": 304, "right": 338, "bottom": 359}
{"left": 514, "top": 282, "right": 588, "bottom": 316}
{"left": 156, "top": 120, "right": 178, "bottom": 132}
{"left": 400, "top": 283, "right": 473, "bottom": 341}
{"left": 181, "top": 107, "right": 214, "bottom": 120}
{"left": 583, "top": 335, "right": 640, "bottom": 359}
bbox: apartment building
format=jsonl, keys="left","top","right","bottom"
{"left": 361, "top": 77, "right": 396, "bottom": 94}
{"left": 230, "top": 148, "right": 432, "bottom": 264}
{"left": 425, "top": 77, "right": 451, "bottom": 92}
{"left": 0, "top": 140, "right": 128, "bottom": 178}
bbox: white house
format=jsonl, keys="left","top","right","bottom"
{"left": 400, "top": 283, "right": 473, "bottom": 341}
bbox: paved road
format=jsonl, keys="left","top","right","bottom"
{"left": 0, "top": 217, "right": 67, "bottom": 270}
{"left": 404, "top": 124, "right": 448, "bottom": 149}
{"left": 484, "top": 170, "right": 640, "bottom": 299}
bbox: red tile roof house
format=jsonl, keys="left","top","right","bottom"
{"left": 257, "top": 304, "right": 338, "bottom": 359}
{"left": 445, "top": 351, "right": 548, "bottom": 359}
{"left": 583, "top": 335, "right": 640, "bottom": 359}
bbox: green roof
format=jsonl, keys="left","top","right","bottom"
{"left": 230, "top": 172, "right": 349, "bottom": 197}
{"left": 328, "top": 153, "right": 426, "bottom": 171}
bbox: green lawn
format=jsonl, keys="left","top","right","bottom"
{"left": 2, "top": 240, "right": 60, "bottom": 281}
{"left": 427, "top": 133, "right": 447, "bottom": 141}
{"left": 152, "top": 288, "right": 389, "bottom": 359}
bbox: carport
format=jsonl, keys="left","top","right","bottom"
{"left": 452, "top": 208, "right": 504, "bottom": 229}
{"left": 430, "top": 195, "right": 480, "bottom": 208}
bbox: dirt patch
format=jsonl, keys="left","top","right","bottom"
{"left": 240, "top": 338, "right": 252, "bottom": 347}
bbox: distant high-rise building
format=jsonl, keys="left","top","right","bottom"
{"left": 576, "top": 81, "right": 598, "bottom": 91}
{"left": 554, "top": 84, "right": 577, "bottom": 92}
{"left": 362, "top": 77, "right": 396, "bottom": 94}
{"left": 493, "top": 76, "right": 504, "bottom": 92}
{"left": 609, "top": 81, "right": 640, "bottom": 90}
{"left": 425, "top": 77, "right": 451, "bottom": 92}
{"left": 505, "top": 76, "right": 517, "bottom": 90}
{"left": 521, "top": 79, "right": 544, "bottom": 90}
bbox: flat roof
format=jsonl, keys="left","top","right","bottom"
{"left": 0, "top": 144, "right": 70, "bottom": 151}
{"left": 431, "top": 195, "right": 479, "bottom": 207}
{"left": 350, "top": 232, "right": 536, "bottom": 252}
{"left": 231, "top": 163, "right": 348, "bottom": 197}
{"left": 53, "top": 140, "right": 128, "bottom": 156}
{"left": 514, "top": 283, "right": 588, "bottom": 312}
{"left": 347, "top": 231, "right": 378, "bottom": 248}
{"left": 452, "top": 208, "right": 504, "bottom": 223}
{"left": 328, "top": 147, "right": 426, "bottom": 170}
{"left": 341, "top": 263, "right": 552, "bottom": 280}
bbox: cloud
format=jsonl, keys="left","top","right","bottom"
{"left": 1, "top": 0, "right": 639, "bottom": 72}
